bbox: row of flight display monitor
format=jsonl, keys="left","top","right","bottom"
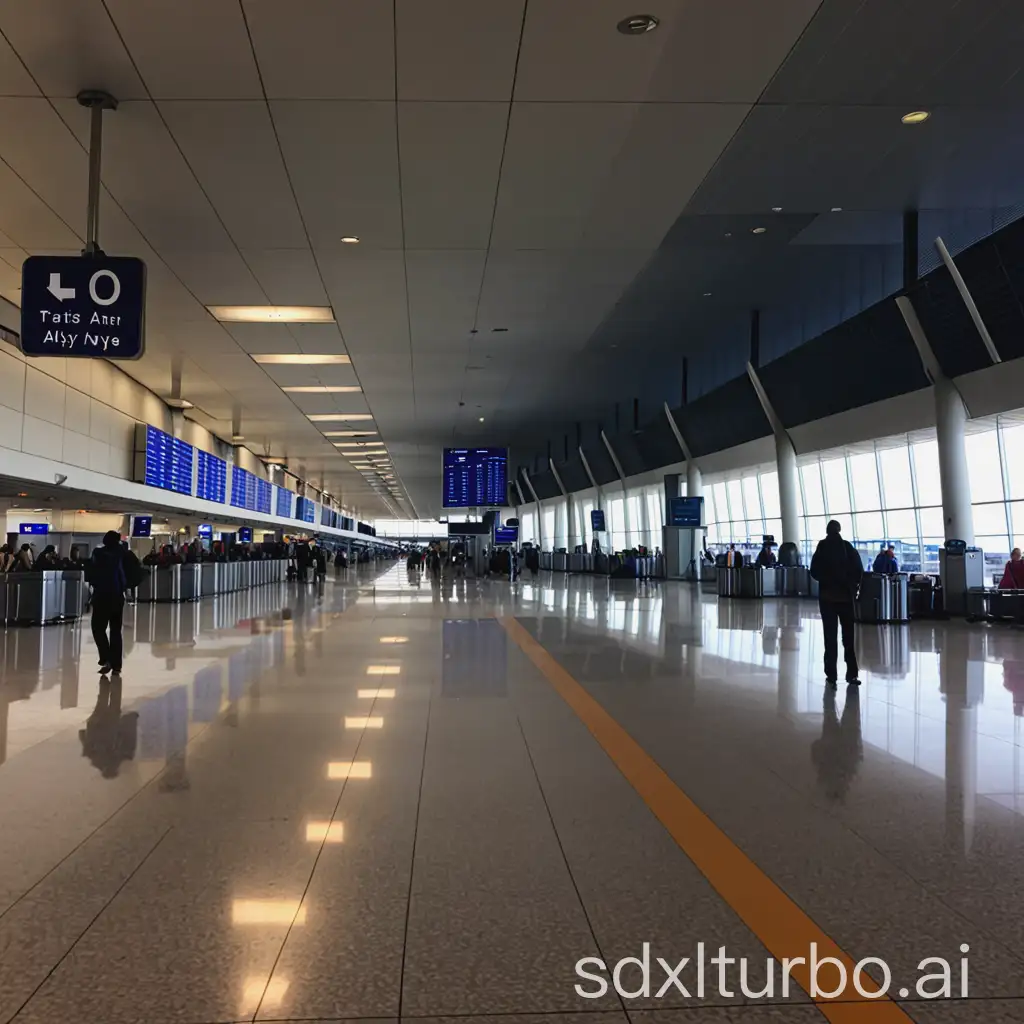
{"left": 133, "top": 424, "right": 344, "bottom": 528}
{"left": 442, "top": 447, "right": 507, "bottom": 508}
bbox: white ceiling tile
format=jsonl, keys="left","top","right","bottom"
{"left": 0, "top": 160, "right": 79, "bottom": 249}
{"left": 318, "top": 248, "right": 409, "bottom": 352}
{"left": 159, "top": 249, "right": 265, "bottom": 305}
{"left": 398, "top": 103, "right": 507, "bottom": 249}
{"left": 580, "top": 104, "right": 750, "bottom": 249}
{"left": 0, "top": 0, "right": 145, "bottom": 98}
{"left": 0, "top": 29, "right": 38, "bottom": 97}
{"left": 54, "top": 99, "right": 238, "bottom": 252}
{"left": 241, "top": 248, "right": 328, "bottom": 305}
{"left": 273, "top": 101, "right": 402, "bottom": 248}
{"left": 223, "top": 322, "right": 299, "bottom": 353}
{"left": 491, "top": 102, "right": 642, "bottom": 248}
{"left": 396, "top": 0, "right": 524, "bottom": 101}
{"left": 287, "top": 322, "right": 348, "bottom": 355}
{"left": 160, "top": 101, "right": 308, "bottom": 248}
{"left": 106, "top": 0, "right": 262, "bottom": 99}
{"left": 404, "top": 249, "right": 485, "bottom": 342}
{"left": 243, "top": 0, "right": 394, "bottom": 100}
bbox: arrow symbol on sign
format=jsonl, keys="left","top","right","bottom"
{"left": 47, "top": 273, "right": 76, "bottom": 302}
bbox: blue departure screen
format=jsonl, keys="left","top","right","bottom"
{"left": 196, "top": 450, "right": 227, "bottom": 503}
{"left": 442, "top": 447, "right": 507, "bottom": 508}
{"left": 668, "top": 495, "right": 704, "bottom": 527}
{"left": 231, "top": 466, "right": 258, "bottom": 510}
{"left": 256, "top": 478, "right": 273, "bottom": 514}
{"left": 296, "top": 496, "right": 316, "bottom": 523}
{"left": 276, "top": 487, "right": 293, "bottom": 519}
{"left": 144, "top": 425, "right": 193, "bottom": 495}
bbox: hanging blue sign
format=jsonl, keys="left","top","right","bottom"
{"left": 20, "top": 255, "right": 146, "bottom": 359}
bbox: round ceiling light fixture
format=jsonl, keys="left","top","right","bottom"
{"left": 751, "top": 226, "right": 767, "bottom": 234}
{"left": 901, "top": 110, "right": 930, "bottom": 124}
{"left": 830, "top": 206, "right": 843, "bottom": 213}
{"left": 771, "top": 206, "right": 783, "bottom": 212}
{"left": 341, "top": 235, "right": 360, "bottom": 244}
{"left": 479, "top": 416, "right": 485, "bottom": 422}
{"left": 617, "top": 13, "right": 659, "bottom": 34}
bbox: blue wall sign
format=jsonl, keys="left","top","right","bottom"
{"left": 20, "top": 255, "right": 146, "bottom": 359}
{"left": 19, "top": 523, "right": 49, "bottom": 535}
{"left": 590, "top": 509, "right": 606, "bottom": 532}
{"left": 197, "top": 523, "right": 213, "bottom": 539}
{"left": 130, "top": 515, "right": 153, "bottom": 538}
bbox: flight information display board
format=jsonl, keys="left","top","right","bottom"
{"left": 139, "top": 424, "right": 193, "bottom": 496}
{"left": 256, "top": 478, "right": 273, "bottom": 515}
{"left": 196, "top": 450, "right": 227, "bottom": 503}
{"left": 668, "top": 495, "right": 704, "bottom": 528}
{"left": 295, "top": 496, "right": 316, "bottom": 524}
{"left": 230, "top": 466, "right": 259, "bottom": 510}
{"left": 276, "top": 487, "right": 293, "bottom": 519}
{"left": 442, "top": 447, "right": 507, "bottom": 508}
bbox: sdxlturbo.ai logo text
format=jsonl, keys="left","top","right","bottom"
{"left": 575, "top": 943, "right": 970, "bottom": 1001}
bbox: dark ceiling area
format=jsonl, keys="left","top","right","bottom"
{"left": 515, "top": 0, "right": 1024, "bottom": 466}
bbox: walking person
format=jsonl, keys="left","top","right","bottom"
{"left": 85, "top": 531, "right": 131, "bottom": 677}
{"left": 810, "top": 520, "right": 864, "bottom": 688}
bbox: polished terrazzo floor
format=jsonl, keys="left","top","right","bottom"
{"left": 1, "top": 562, "right": 1023, "bottom": 1022}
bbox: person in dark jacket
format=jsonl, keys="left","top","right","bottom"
{"left": 872, "top": 545, "right": 899, "bottom": 575}
{"left": 86, "top": 531, "right": 129, "bottom": 676}
{"left": 755, "top": 542, "right": 777, "bottom": 568}
{"left": 810, "top": 520, "right": 864, "bottom": 687}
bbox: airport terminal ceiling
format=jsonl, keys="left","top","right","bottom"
{"left": 0, "top": 1, "right": 1022, "bottom": 518}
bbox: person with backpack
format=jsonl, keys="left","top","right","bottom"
{"left": 810, "top": 520, "right": 864, "bottom": 688}
{"left": 85, "top": 531, "right": 133, "bottom": 676}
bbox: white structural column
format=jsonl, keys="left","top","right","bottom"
{"left": 896, "top": 295, "right": 976, "bottom": 544}
{"left": 521, "top": 469, "right": 543, "bottom": 548}
{"left": 664, "top": 403, "right": 703, "bottom": 503}
{"left": 550, "top": 458, "right": 572, "bottom": 550}
{"left": 745, "top": 365, "right": 800, "bottom": 547}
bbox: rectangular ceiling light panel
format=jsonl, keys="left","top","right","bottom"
{"left": 253, "top": 354, "right": 351, "bottom": 365}
{"left": 209, "top": 306, "right": 335, "bottom": 323}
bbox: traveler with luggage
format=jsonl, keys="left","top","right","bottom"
{"left": 999, "top": 548, "right": 1024, "bottom": 589}
{"left": 85, "top": 531, "right": 142, "bottom": 677}
{"left": 872, "top": 545, "right": 899, "bottom": 574}
{"left": 755, "top": 542, "right": 777, "bottom": 568}
{"left": 810, "top": 520, "right": 863, "bottom": 688}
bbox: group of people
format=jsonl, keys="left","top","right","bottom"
{"left": 0, "top": 542, "right": 90, "bottom": 573}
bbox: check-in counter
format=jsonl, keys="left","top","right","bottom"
{"left": 552, "top": 552, "right": 568, "bottom": 572}
{"left": 61, "top": 570, "right": 86, "bottom": 619}
{"left": 137, "top": 559, "right": 289, "bottom": 603}
{"left": 4, "top": 571, "right": 64, "bottom": 624}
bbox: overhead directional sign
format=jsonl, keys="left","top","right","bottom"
{"left": 20, "top": 254, "right": 146, "bottom": 359}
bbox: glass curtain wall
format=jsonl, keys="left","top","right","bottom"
{"left": 701, "top": 418, "right": 1020, "bottom": 581}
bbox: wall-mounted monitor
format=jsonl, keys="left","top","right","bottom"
{"left": 238, "top": 526, "right": 253, "bottom": 543}
{"left": 197, "top": 523, "right": 213, "bottom": 539}
{"left": 130, "top": 515, "right": 153, "bottom": 538}
{"left": 494, "top": 525, "right": 519, "bottom": 544}
{"left": 590, "top": 509, "right": 606, "bottom": 532}
{"left": 668, "top": 495, "right": 704, "bottom": 528}
{"left": 19, "top": 522, "right": 48, "bottom": 535}
{"left": 442, "top": 447, "right": 507, "bottom": 508}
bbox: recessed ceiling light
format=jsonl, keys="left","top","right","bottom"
{"left": 282, "top": 385, "right": 362, "bottom": 393}
{"left": 253, "top": 354, "right": 350, "bottom": 365}
{"left": 901, "top": 110, "right": 930, "bottom": 124}
{"left": 703, "top": 292, "right": 712, "bottom": 297}
{"left": 771, "top": 207, "right": 783, "bottom": 212}
{"left": 307, "top": 413, "right": 373, "bottom": 421}
{"left": 724, "top": 232, "right": 732, "bottom": 238}
{"left": 830, "top": 207, "right": 843, "bottom": 212}
{"left": 478, "top": 416, "right": 485, "bottom": 422}
{"left": 340, "top": 236, "right": 360, "bottom": 244}
{"left": 208, "top": 306, "right": 335, "bottom": 323}
{"left": 324, "top": 430, "right": 377, "bottom": 437}
{"left": 751, "top": 227, "right": 767, "bottom": 234}
{"left": 617, "top": 13, "right": 659, "bottom": 34}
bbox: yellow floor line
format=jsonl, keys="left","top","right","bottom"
{"left": 501, "top": 615, "right": 914, "bottom": 1024}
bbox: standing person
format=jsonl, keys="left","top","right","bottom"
{"left": 15, "top": 544, "right": 34, "bottom": 571}
{"left": 810, "top": 520, "right": 864, "bottom": 688}
{"left": 85, "top": 531, "right": 130, "bottom": 677}
{"left": 755, "top": 541, "right": 777, "bottom": 568}
{"left": 525, "top": 544, "right": 540, "bottom": 579}
{"left": 0, "top": 544, "right": 14, "bottom": 572}
{"left": 872, "top": 544, "right": 899, "bottom": 574}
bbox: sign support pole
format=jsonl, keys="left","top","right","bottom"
{"left": 77, "top": 89, "right": 118, "bottom": 257}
